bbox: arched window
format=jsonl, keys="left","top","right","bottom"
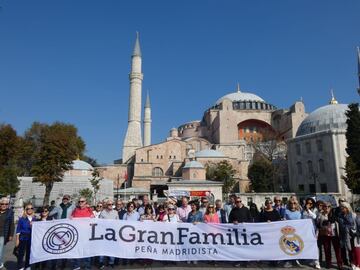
{"left": 296, "top": 162, "right": 302, "bottom": 175}
{"left": 307, "top": 160, "right": 313, "bottom": 174}
{"left": 152, "top": 167, "right": 163, "bottom": 177}
{"left": 319, "top": 159, "right": 325, "bottom": 173}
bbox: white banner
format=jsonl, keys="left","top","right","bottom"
{"left": 30, "top": 219, "right": 317, "bottom": 264}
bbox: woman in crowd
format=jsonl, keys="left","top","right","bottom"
{"left": 203, "top": 204, "right": 220, "bottom": 224}
{"left": 338, "top": 202, "right": 357, "bottom": 270}
{"left": 249, "top": 203, "right": 260, "bottom": 222}
{"left": 283, "top": 196, "right": 303, "bottom": 268}
{"left": 259, "top": 199, "right": 281, "bottom": 222}
{"left": 16, "top": 202, "right": 38, "bottom": 270}
{"left": 38, "top": 206, "right": 57, "bottom": 270}
{"left": 163, "top": 204, "right": 180, "bottom": 222}
{"left": 302, "top": 197, "right": 320, "bottom": 269}
{"left": 156, "top": 204, "right": 166, "bottom": 221}
{"left": 123, "top": 201, "right": 140, "bottom": 221}
{"left": 140, "top": 204, "right": 156, "bottom": 222}
{"left": 317, "top": 202, "right": 343, "bottom": 269}
{"left": 93, "top": 202, "right": 103, "bottom": 218}
{"left": 187, "top": 201, "right": 203, "bottom": 224}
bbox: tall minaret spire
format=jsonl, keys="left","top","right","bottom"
{"left": 122, "top": 32, "right": 144, "bottom": 163}
{"left": 143, "top": 91, "right": 152, "bottom": 146}
{"left": 357, "top": 46, "right": 360, "bottom": 95}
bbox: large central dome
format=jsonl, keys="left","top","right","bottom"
{"left": 216, "top": 91, "right": 265, "bottom": 105}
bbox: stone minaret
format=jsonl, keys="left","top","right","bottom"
{"left": 122, "top": 32, "right": 143, "bottom": 163}
{"left": 143, "top": 91, "right": 151, "bottom": 146}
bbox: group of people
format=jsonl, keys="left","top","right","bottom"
{"left": 0, "top": 194, "right": 360, "bottom": 270}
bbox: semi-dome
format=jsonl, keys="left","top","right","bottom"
{"left": 195, "top": 149, "right": 225, "bottom": 158}
{"left": 216, "top": 91, "right": 265, "bottom": 105}
{"left": 71, "top": 160, "right": 93, "bottom": 171}
{"left": 183, "top": 161, "right": 204, "bottom": 169}
{"left": 296, "top": 103, "right": 348, "bottom": 137}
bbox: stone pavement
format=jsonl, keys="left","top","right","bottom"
{"left": 2, "top": 240, "right": 345, "bottom": 270}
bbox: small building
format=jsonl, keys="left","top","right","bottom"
{"left": 16, "top": 159, "right": 114, "bottom": 207}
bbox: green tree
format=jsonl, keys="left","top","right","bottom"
{"left": 206, "top": 160, "right": 237, "bottom": 194}
{"left": 343, "top": 104, "right": 360, "bottom": 194}
{"left": 0, "top": 124, "right": 21, "bottom": 195}
{"left": 26, "top": 122, "right": 85, "bottom": 205}
{"left": 89, "top": 168, "right": 103, "bottom": 204}
{"left": 78, "top": 188, "right": 93, "bottom": 203}
{"left": 248, "top": 155, "right": 275, "bottom": 192}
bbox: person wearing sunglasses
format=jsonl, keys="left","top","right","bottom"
{"left": 228, "top": 197, "right": 250, "bottom": 224}
{"left": 163, "top": 205, "right": 180, "bottom": 223}
{"left": 71, "top": 197, "right": 94, "bottom": 270}
{"left": 203, "top": 204, "right": 220, "bottom": 224}
{"left": 49, "top": 194, "right": 75, "bottom": 220}
{"left": 39, "top": 206, "right": 56, "bottom": 269}
{"left": 0, "top": 197, "right": 14, "bottom": 270}
{"left": 16, "top": 202, "right": 38, "bottom": 270}
{"left": 317, "top": 202, "right": 343, "bottom": 269}
{"left": 93, "top": 203, "right": 103, "bottom": 218}
{"left": 98, "top": 199, "right": 118, "bottom": 269}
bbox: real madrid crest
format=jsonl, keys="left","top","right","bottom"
{"left": 279, "top": 226, "right": 304, "bottom": 256}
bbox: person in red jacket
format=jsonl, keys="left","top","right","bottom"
{"left": 71, "top": 197, "right": 94, "bottom": 218}
{"left": 71, "top": 197, "right": 94, "bottom": 270}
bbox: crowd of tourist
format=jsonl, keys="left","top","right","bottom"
{"left": 0, "top": 194, "right": 360, "bottom": 270}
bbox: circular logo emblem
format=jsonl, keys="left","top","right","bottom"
{"left": 279, "top": 226, "right": 304, "bottom": 256}
{"left": 42, "top": 223, "right": 79, "bottom": 254}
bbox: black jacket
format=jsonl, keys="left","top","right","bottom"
{"left": 228, "top": 206, "right": 251, "bottom": 223}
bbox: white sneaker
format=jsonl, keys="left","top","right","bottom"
{"left": 351, "top": 264, "right": 357, "bottom": 270}
{"left": 283, "top": 261, "right": 293, "bottom": 268}
{"left": 73, "top": 268, "right": 81, "bottom": 270}
{"left": 296, "top": 260, "right": 303, "bottom": 267}
{"left": 315, "top": 261, "right": 321, "bottom": 269}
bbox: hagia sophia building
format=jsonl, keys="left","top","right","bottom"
{"left": 14, "top": 34, "right": 360, "bottom": 205}
{"left": 96, "top": 34, "right": 360, "bottom": 201}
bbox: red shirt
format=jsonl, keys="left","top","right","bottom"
{"left": 71, "top": 207, "right": 94, "bottom": 218}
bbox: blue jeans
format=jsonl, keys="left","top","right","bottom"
{"left": 73, "top": 257, "right": 91, "bottom": 269}
{"left": 0, "top": 236, "right": 4, "bottom": 266}
{"left": 99, "top": 256, "right": 115, "bottom": 265}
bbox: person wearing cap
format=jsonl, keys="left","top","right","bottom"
{"left": 163, "top": 205, "right": 180, "bottom": 222}
{"left": 49, "top": 195, "right": 76, "bottom": 220}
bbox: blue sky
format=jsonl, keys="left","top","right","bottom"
{"left": 0, "top": 1, "right": 359, "bottom": 164}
